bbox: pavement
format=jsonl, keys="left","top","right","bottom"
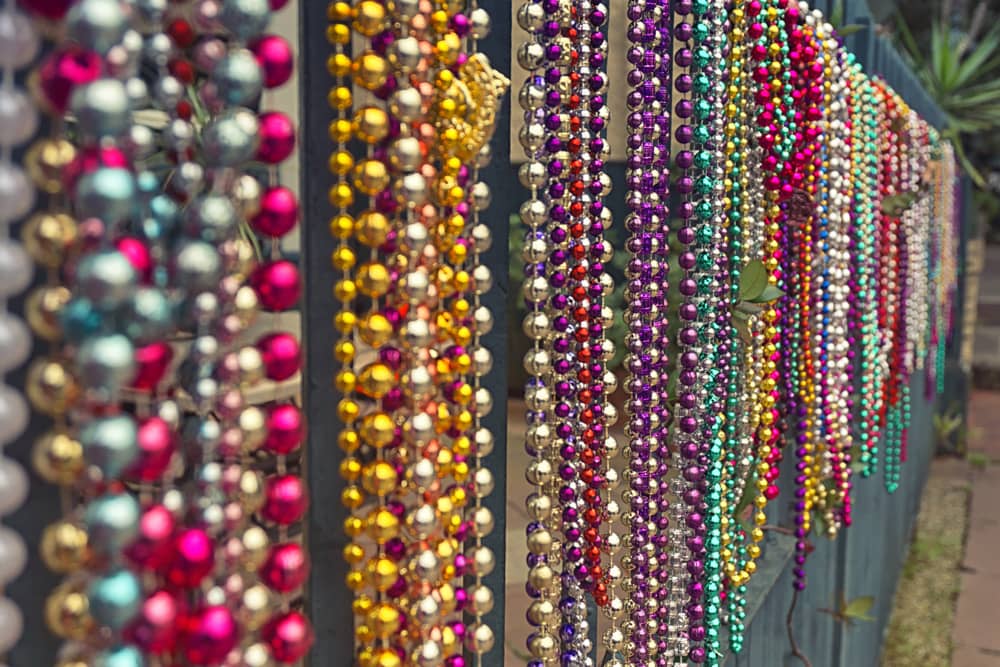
{"left": 952, "top": 390, "right": 1000, "bottom": 666}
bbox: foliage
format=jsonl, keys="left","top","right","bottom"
{"left": 894, "top": 14, "right": 1000, "bottom": 184}
{"left": 733, "top": 259, "right": 785, "bottom": 343}
{"left": 829, "top": 0, "right": 865, "bottom": 37}
{"left": 820, "top": 593, "right": 877, "bottom": 625}
{"left": 933, "top": 403, "right": 968, "bottom": 455}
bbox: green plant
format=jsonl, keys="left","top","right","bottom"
{"left": 933, "top": 404, "right": 967, "bottom": 455}
{"left": 819, "top": 593, "right": 877, "bottom": 625}
{"left": 967, "top": 451, "right": 989, "bottom": 470}
{"left": 894, "top": 15, "right": 1000, "bottom": 184}
{"left": 828, "top": 0, "right": 865, "bottom": 37}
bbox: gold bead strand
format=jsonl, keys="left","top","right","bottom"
{"left": 326, "top": 5, "right": 401, "bottom": 667}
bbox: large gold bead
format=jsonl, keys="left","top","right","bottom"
{"left": 353, "top": 1, "right": 387, "bottom": 35}
{"left": 366, "top": 556, "right": 398, "bottom": 592}
{"left": 358, "top": 313, "right": 393, "bottom": 348}
{"left": 25, "top": 286, "right": 70, "bottom": 341}
{"left": 367, "top": 507, "right": 399, "bottom": 544}
{"left": 25, "top": 138, "right": 75, "bottom": 193}
{"left": 45, "top": 585, "right": 95, "bottom": 640}
{"left": 26, "top": 358, "right": 79, "bottom": 416}
{"left": 358, "top": 362, "right": 393, "bottom": 399}
{"left": 359, "top": 411, "right": 394, "bottom": 448}
{"left": 353, "top": 159, "right": 390, "bottom": 196}
{"left": 21, "top": 213, "right": 77, "bottom": 268}
{"left": 357, "top": 262, "right": 392, "bottom": 298}
{"left": 371, "top": 648, "right": 402, "bottom": 667}
{"left": 352, "top": 52, "right": 389, "bottom": 91}
{"left": 33, "top": 431, "right": 84, "bottom": 485}
{"left": 353, "top": 107, "right": 389, "bottom": 144}
{"left": 40, "top": 521, "right": 89, "bottom": 573}
{"left": 368, "top": 602, "right": 401, "bottom": 639}
{"left": 354, "top": 211, "right": 389, "bottom": 247}
{"left": 361, "top": 461, "right": 397, "bottom": 497}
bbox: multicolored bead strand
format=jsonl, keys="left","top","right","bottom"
{"left": 26, "top": 2, "right": 179, "bottom": 664}
{"left": 332, "top": 2, "right": 505, "bottom": 664}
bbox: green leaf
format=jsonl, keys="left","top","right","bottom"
{"left": 738, "top": 260, "right": 768, "bottom": 302}
{"left": 746, "top": 284, "right": 786, "bottom": 304}
{"left": 735, "top": 301, "right": 764, "bottom": 315}
{"left": 837, "top": 24, "right": 865, "bottom": 37}
{"left": 830, "top": 0, "right": 844, "bottom": 30}
{"left": 850, "top": 461, "right": 869, "bottom": 474}
{"left": 812, "top": 511, "right": 828, "bottom": 537}
{"left": 843, "top": 596, "right": 876, "bottom": 621}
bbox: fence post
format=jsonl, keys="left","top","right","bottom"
{"left": 299, "top": 1, "right": 354, "bottom": 663}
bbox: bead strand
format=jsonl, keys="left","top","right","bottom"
{"left": 463, "top": 6, "right": 502, "bottom": 667}
{"left": 622, "top": 1, "right": 672, "bottom": 664}
{"left": 0, "top": 1, "right": 39, "bottom": 657}
{"left": 517, "top": 1, "right": 569, "bottom": 664}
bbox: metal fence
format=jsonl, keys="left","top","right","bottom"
{"left": 6, "top": 0, "right": 970, "bottom": 665}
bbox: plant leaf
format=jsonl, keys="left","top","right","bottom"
{"left": 746, "top": 284, "right": 786, "bottom": 304}
{"left": 837, "top": 24, "right": 865, "bottom": 37}
{"left": 736, "top": 301, "right": 764, "bottom": 315}
{"left": 738, "top": 260, "right": 768, "bottom": 301}
{"left": 830, "top": 0, "right": 844, "bottom": 30}
{"left": 843, "top": 596, "right": 876, "bottom": 621}
{"left": 812, "top": 511, "right": 828, "bottom": 537}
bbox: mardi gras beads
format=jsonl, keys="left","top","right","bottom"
{"left": 851, "top": 65, "right": 881, "bottom": 478}
{"left": 516, "top": 1, "right": 568, "bottom": 663}
{"left": 331, "top": 3, "right": 505, "bottom": 664}
{"left": 621, "top": 1, "right": 672, "bottom": 664}
{"left": 0, "top": 1, "right": 40, "bottom": 656}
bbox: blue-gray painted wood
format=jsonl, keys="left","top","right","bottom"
{"left": 299, "top": 1, "right": 354, "bottom": 664}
